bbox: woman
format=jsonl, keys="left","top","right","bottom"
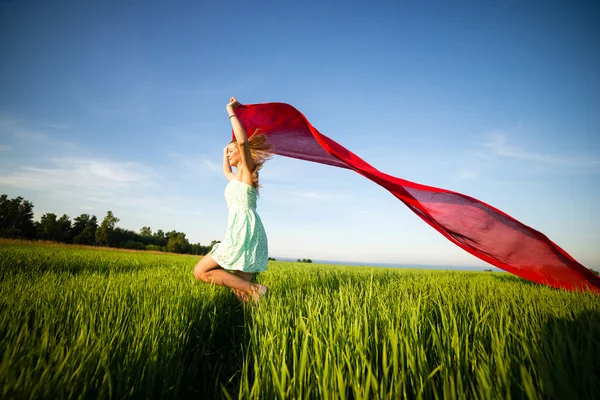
{"left": 193, "top": 97, "right": 271, "bottom": 302}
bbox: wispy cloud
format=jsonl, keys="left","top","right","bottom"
{"left": 265, "top": 186, "right": 349, "bottom": 209}
{"left": 169, "top": 152, "right": 222, "bottom": 178}
{"left": 483, "top": 132, "right": 600, "bottom": 170}
{"left": 295, "top": 191, "right": 333, "bottom": 200}
{"left": 0, "top": 145, "right": 10, "bottom": 151}
{"left": 40, "top": 121, "right": 73, "bottom": 130}
{"left": 0, "top": 112, "right": 76, "bottom": 146}
{"left": 0, "top": 157, "right": 205, "bottom": 218}
{"left": 455, "top": 169, "right": 479, "bottom": 180}
{"left": 202, "top": 159, "right": 221, "bottom": 172}
{"left": 0, "top": 157, "right": 160, "bottom": 198}
{"left": 0, "top": 113, "right": 47, "bottom": 141}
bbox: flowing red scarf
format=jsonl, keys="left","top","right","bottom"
{"left": 232, "top": 102, "right": 600, "bottom": 293}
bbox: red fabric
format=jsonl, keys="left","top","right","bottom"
{"left": 232, "top": 102, "right": 600, "bottom": 294}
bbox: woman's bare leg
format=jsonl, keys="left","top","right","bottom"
{"left": 231, "top": 271, "right": 255, "bottom": 302}
{"left": 193, "top": 255, "right": 263, "bottom": 299}
{"left": 232, "top": 270, "right": 255, "bottom": 282}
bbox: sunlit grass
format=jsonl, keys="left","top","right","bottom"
{"left": 1, "top": 240, "right": 599, "bottom": 399}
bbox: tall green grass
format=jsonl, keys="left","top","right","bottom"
{"left": 1, "top": 240, "right": 599, "bottom": 399}
{"left": 0, "top": 241, "right": 246, "bottom": 398}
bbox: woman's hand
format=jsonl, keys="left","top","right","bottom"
{"left": 226, "top": 97, "right": 240, "bottom": 111}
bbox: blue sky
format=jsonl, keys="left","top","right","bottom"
{"left": 1, "top": 0, "right": 598, "bottom": 268}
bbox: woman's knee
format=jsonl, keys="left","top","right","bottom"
{"left": 193, "top": 256, "right": 218, "bottom": 282}
{"left": 193, "top": 264, "right": 206, "bottom": 281}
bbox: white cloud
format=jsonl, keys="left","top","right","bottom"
{"left": 202, "top": 159, "right": 221, "bottom": 172}
{"left": 0, "top": 117, "right": 222, "bottom": 239}
{"left": 483, "top": 132, "right": 600, "bottom": 170}
{"left": 40, "top": 121, "right": 73, "bottom": 130}
{"left": 1, "top": 122, "right": 47, "bottom": 141}
{"left": 290, "top": 190, "right": 354, "bottom": 203}
{"left": 0, "top": 112, "right": 75, "bottom": 145}
{"left": 296, "top": 191, "right": 332, "bottom": 200}
{"left": 0, "top": 156, "right": 218, "bottom": 237}
{"left": 483, "top": 133, "right": 548, "bottom": 161}
{"left": 168, "top": 152, "right": 222, "bottom": 179}
{"left": 455, "top": 170, "right": 479, "bottom": 180}
{"left": 0, "top": 157, "right": 160, "bottom": 199}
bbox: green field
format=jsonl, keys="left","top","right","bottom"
{"left": 1, "top": 240, "right": 599, "bottom": 399}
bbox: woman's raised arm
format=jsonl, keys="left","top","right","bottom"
{"left": 227, "top": 97, "right": 256, "bottom": 174}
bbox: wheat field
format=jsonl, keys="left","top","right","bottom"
{"left": 1, "top": 240, "right": 598, "bottom": 399}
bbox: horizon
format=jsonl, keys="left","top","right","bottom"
{"left": 0, "top": 236, "right": 504, "bottom": 271}
{"left": 271, "top": 256, "right": 505, "bottom": 271}
{"left": 1, "top": 1, "right": 598, "bottom": 269}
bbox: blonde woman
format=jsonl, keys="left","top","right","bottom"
{"left": 193, "top": 97, "right": 271, "bottom": 302}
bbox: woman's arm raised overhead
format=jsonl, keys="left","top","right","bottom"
{"left": 227, "top": 97, "right": 256, "bottom": 175}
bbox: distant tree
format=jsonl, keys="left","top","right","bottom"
{"left": 36, "top": 213, "right": 57, "bottom": 241}
{"left": 73, "top": 214, "right": 94, "bottom": 236}
{"left": 167, "top": 232, "right": 190, "bottom": 254}
{"left": 73, "top": 225, "right": 97, "bottom": 245}
{"left": 37, "top": 213, "right": 71, "bottom": 242}
{"left": 268, "top": 257, "right": 276, "bottom": 261}
{"left": 122, "top": 239, "right": 145, "bottom": 250}
{"left": 589, "top": 268, "right": 599, "bottom": 276}
{"left": 297, "top": 258, "right": 301, "bottom": 262}
{"left": 96, "top": 211, "right": 119, "bottom": 246}
{"left": 148, "top": 229, "right": 167, "bottom": 248}
{"left": 189, "top": 243, "right": 211, "bottom": 255}
{"left": 0, "top": 195, "right": 224, "bottom": 255}
{"left": 111, "top": 227, "right": 141, "bottom": 248}
{"left": 72, "top": 214, "right": 97, "bottom": 245}
{"left": 57, "top": 214, "right": 72, "bottom": 243}
{"left": 0, "top": 194, "right": 36, "bottom": 239}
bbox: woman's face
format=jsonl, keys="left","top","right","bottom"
{"left": 227, "top": 143, "right": 240, "bottom": 167}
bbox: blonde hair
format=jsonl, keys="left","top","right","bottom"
{"left": 231, "top": 130, "right": 272, "bottom": 193}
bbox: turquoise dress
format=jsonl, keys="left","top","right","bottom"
{"left": 210, "top": 179, "right": 269, "bottom": 273}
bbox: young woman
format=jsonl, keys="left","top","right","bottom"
{"left": 193, "top": 97, "right": 271, "bottom": 302}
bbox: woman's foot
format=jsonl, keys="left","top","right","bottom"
{"left": 253, "top": 284, "right": 269, "bottom": 302}
{"left": 232, "top": 288, "right": 250, "bottom": 302}
{"left": 232, "top": 285, "right": 268, "bottom": 303}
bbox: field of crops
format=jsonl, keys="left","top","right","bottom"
{"left": 1, "top": 239, "right": 599, "bottom": 399}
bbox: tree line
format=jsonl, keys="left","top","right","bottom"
{"left": 0, "top": 194, "right": 217, "bottom": 255}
